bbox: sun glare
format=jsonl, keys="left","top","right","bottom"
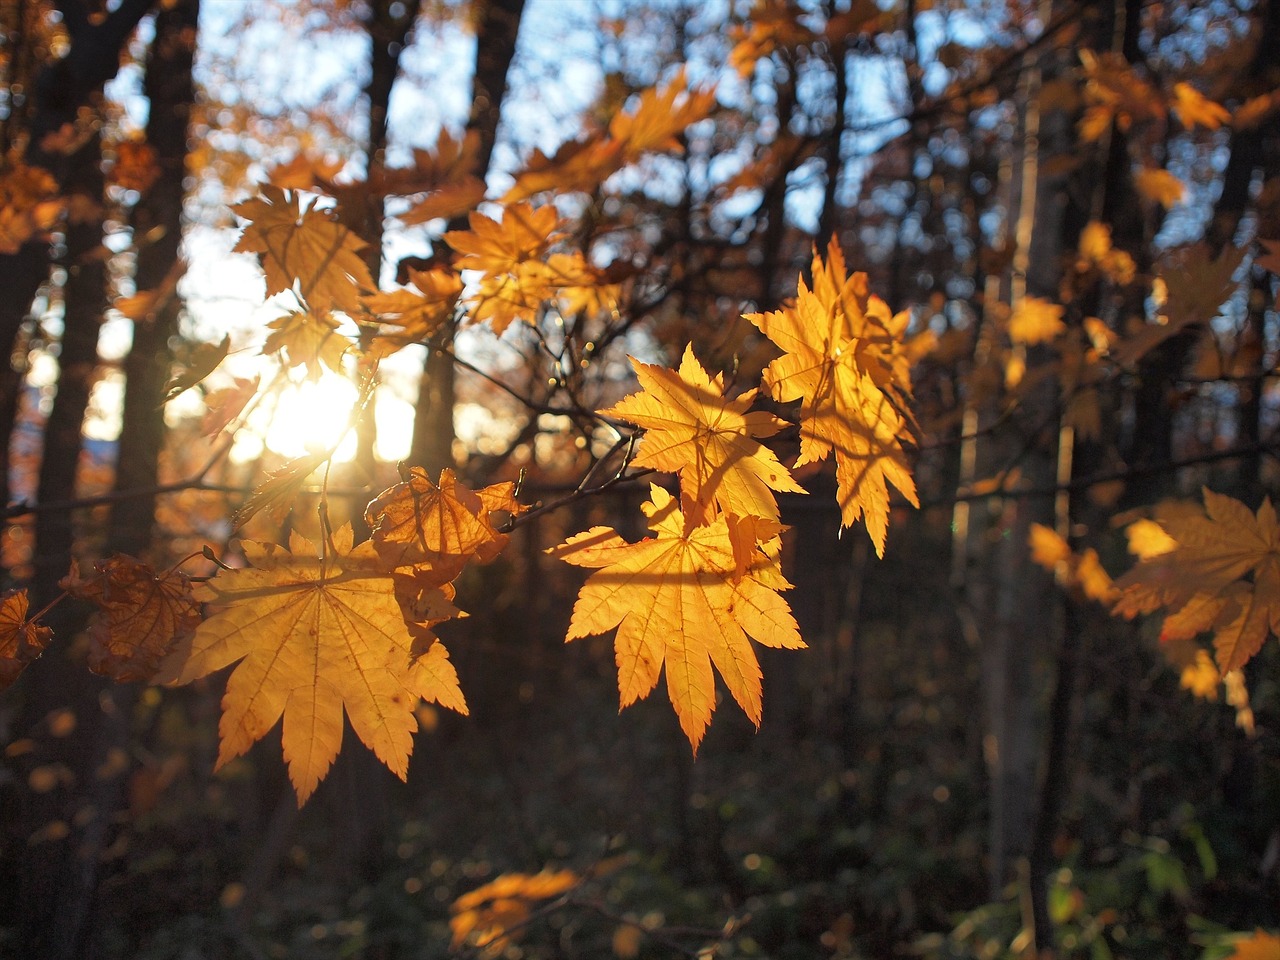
{"left": 254, "top": 374, "right": 360, "bottom": 463}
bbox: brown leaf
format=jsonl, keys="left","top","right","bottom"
{"left": 0, "top": 590, "right": 53, "bottom": 691}
{"left": 62, "top": 557, "right": 200, "bottom": 683}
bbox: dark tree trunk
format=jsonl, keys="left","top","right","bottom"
{"left": 107, "top": 0, "right": 199, "bottom": 557}
{"left": 409, "top": 0, "right": 526, "bottom": 472}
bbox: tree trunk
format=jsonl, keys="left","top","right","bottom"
{"left": 107, "top": 0, "right": 199, "bottom": 557}
{"left": 409, "top": 0, "right": 526, "bottom": 472}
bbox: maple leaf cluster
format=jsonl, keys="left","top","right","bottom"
{"left": 158, "top": 468, "right": 518, "bottom": 805}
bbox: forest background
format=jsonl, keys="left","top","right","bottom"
{"left": 0, "top": 0, "right": 1278, "bottom": 958}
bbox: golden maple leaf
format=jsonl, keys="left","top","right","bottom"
{"left": 550, "top": 485, "right": 804, "bottom": 751}
{"left": 608, "top": 67, "right": 717, "bottom": 161}
{"left": 0, "top": 589, "right": 53, "bottom": 691}
{"left": 1028, "top": 524, "right": 1118, "bottom": 604}
{"left": 602, "top": 344, "right": 804, "bottom": 529}
{"left": 450, "top": 869, "right": 579, "bottom": 956}
{"left": 364, "top": 466, "right": 514, "bottom": 582}
{"left": 746, "top": 238, "right": 917, "bottom": 556}
{"left": 61, "top": 556, "right": 200, "bottom": 682}
{"left": 1114, "top": 489, "right": 1280, "bottom": 672}
{"left": 160, "top": 525, "right": 467, "bottom": 805}
{"left": 262, "top": 309, "right": 353, "bottom": 379}
{"left": 232, "top": 187, "right": 374, "bottom": 314}
{"left": 445, "top": 202, "right": 564, "bottom": 334}
{"left": 361, "top": 266, "right": 462, "bottom": 356}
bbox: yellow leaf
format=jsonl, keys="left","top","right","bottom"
{"left": 1179, "top": 649, "right": 1220, "bottom": 700}
{"left": 1134, "top": 168, "right": 1187, "bottom": 208}
{"left": 602, "top": 344, "right": 805, "bottom": 529}
{"left": 263, "top": 310, "right": 353, "bottom": 379}
{"left": 450, "top": 869, "right": 579, "bottom": 955}
{"left": 550, "top": 486, "right": 804, "bottom": 752}
{"left": 232, "top": 187, "right": 374, "bottom": 314}
{"left": 1170, "top": 82, "right": 1229, "bottom": 130}
{"left": 1029, "top": 523, "right": 1070, "bottom": 571}
{"left": 232, "top": 453, "right": 327, "bottom": 529}
{"left": 1114, "top": 489, "right": 1280, "bottom": 672}
{"left": 160, "top": 525, "right": 467, "bottom": 805}
{"left": 1009, "top": 297, "right": 1065, "bottom": 345}
{"left": 1125, "top": 518, "right": 1177, "bottom": 560}
{"left": 364, "top": 467, "right": 512, "bottom": 581}
{"left": 445, "top": 202, "right": 563, "bottom": 335}
{"left": 608, "top": 67, "right": 717, "bottom": 161}
{"left": 361, "top": 267, "right": 463, "bottom": 355}
{"left": 746, "top": 238, "right": 918, "bottom": 556}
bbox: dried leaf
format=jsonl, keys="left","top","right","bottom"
{"left": 0, "top": 590, "right": 53, "bottom": 691}
{"left": 62, "top": 557, "right": 200, "bottom": 682}
{"left": 1135, "top": 168, "right": 1187, "bottom": 208}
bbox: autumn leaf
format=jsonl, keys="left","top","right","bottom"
{"left": 445, "top": 202, "right": 563, "bottom": 335}
{"left": 1170, "top": 82, "right": 1230, "bottom": 130}
{"left": 159, "top": 525, "right": 467, "bottom": 805}
{"left": 201, "top": 376, "right": 259, "bottom": 437}
{"left": 1028, "top": 524, "right": 1119, "bottom": 604}
{"left": 1112, "top": 244, "right": 1245, "bottom": 367}
{"left": 0, "top": 162, "right": 63, "bottom": 254}
{"left": 364, "top": 466, "right": 514, "bottom": 582}
{"left": 62, "top": 556, "right": 200, "bottom": 682}
{"left": 1008, "top": 297, "right": 1065, "bottom": 345}
{"left": 233, "top": 187, "right": 374, "bottom": 314}
{"left": 262, "top": 309, "right": 353, "bottom": 379}
{"left": 233, "top": 453, "right": 328, "bottom": 529}
{"left": 602, "top": 344, "right": 804, "bottom": 530}
{"left": 746, "top": 238, "right": 917, "bottom": 556}
{"left": 608, "top": 67, "right": 716, "bottom": 161}
{"left": 450, "top": 869, "right": 579, "bottom": 956}
{"left": 550, "top": 485, "right": 804, "bottom": 751}
{"left": 1114, "top": 489, "right": 1280, "bottom": 672}
{"left": 361, "top": 266, "right": 463, "bottom": 355}
{"left": 161, "top": 335, "right": 230, "bottom": 404}
{"left": 1134, "top": 168, "right": 1187, "bottom": 208}
{"left": 0, "top": 589, "right": 53, "bottom": 691}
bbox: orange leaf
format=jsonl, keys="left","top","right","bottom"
{"left": 364, "top": 467, "right": 513, "bottom": 580}
{"left": 233, "top": 187, "right": 374, "bottom": 314}
{"left": 201, "top": 376, "right": 259, "bottom": 437}
{"left": 550, "top": 486, "right": 804, "bottom": 752}
{"left": 450, "top": 869, "right": 579, "bottom": 954}
{"left": 1114, "top": 489, "right": 1280, "bottom": 672}
{"left": 1134, "top": 168, "right": 1187, "bottom": 208}
{"left": 262, "top": 309, "right": 353, "bottom": 379}
{"left": 603, "top": 344, "right": 804, "bottom": 529}
{"left": 1224, "top": 930, "right": 1280, "bottom": 960}
{"left": 361, "top": 267, "right": 463, "bottom": 354}
{"left": 159, "top": 525, "right": 467, "bottom": 805}
{"left": 1170, "top": 82, "right": 1229, "bottom": 131}
{"left": 746, "top": 238, "right": 917, "bottom": 556}
{"left": 0, "top": 589, "right": 53, "bottom": 691}
{"left": 62, "top": 557, "right": 200, "bottom": 682}
{"left": 1009, "top": 297, "right": 1065, "bottom": 345}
